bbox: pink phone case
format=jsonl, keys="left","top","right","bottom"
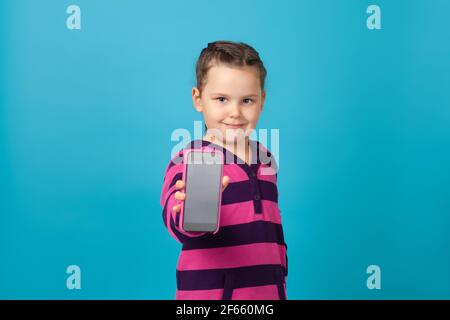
{"left": 179, "top": 147, "right": 224, "bottom": 234}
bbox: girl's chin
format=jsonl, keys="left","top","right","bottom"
{"left": 206, "top": 127, "right": 252, "bottom": 143}
{"left": 222, "top": 127, "right": 250, "bottom": 135}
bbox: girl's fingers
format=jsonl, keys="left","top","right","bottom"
{"left": 172, "top": 204, "right": 181, "bottom": 213}
{"left": 175, "top": 191, "right": 186, "bottom": 201}
{"left": 175, "top": 180, "right": 185, "bottom": 189}
{"left": 222, "top": 175, "right": 230, "bottom": 191}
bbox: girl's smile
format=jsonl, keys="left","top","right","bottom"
{"left": 221, "top": 122, "right": 247, "bottom": 129}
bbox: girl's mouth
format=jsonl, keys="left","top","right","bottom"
{"left": 222, "top": 122, "right": 246, "bottom": 129}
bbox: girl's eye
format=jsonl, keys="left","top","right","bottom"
{"left": 243, "top": 98, "right": 253, "bottom": 104}
{"left": 216, "top": 97, "right": 227, "bottom": 103}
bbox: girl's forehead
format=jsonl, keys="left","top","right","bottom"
{"left": 208, "top": 64, "right": 259, "bottom": 78}
{"left": 204, "top": 65, "right": 261, "bottom": 93}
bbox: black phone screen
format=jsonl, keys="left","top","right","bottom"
{"left": 182, "top": 150, "right": 223, "bottom": 233}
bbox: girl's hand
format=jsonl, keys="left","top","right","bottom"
{"left": 172, "top": 176, "right": 230, "bottom": 213}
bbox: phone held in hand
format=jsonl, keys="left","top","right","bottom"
{"left": 180, "top": 149, "right": 224, "bottom": 234}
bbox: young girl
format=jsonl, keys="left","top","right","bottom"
{"left": 160, "top": 41, "right": 288, "bottom": 300}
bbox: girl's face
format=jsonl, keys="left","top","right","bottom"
{"left": 192, "top": 64, "right": 266, "bottom": 146}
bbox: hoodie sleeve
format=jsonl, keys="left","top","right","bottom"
{"left": 160, "top": 150, "right": 207, "bottom": 243}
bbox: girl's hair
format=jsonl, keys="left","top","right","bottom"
{"left": 195, "top": 40, "right": 267, "bottom": 94}
{"left": 196, "top": 41, "right": 267, "bottom": 133}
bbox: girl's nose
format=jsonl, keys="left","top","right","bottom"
{"left": 228, "top": 103, "right": 242, "bottom": 117}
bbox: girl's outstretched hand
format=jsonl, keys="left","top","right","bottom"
{"left": 172, "top": 176, "right": 229, "bottom": 213}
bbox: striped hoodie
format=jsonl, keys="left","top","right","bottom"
{"left": 160, "top": 139, "right": 288, "bottom": 300}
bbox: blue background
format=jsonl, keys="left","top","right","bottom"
{"left": 1, "top": 0, "right": 449, "bottom": 299}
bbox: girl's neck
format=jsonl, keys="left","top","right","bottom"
{"left": 203, "top": 134, "right": 252, "bottom": 165}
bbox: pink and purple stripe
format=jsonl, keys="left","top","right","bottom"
{"left": 160, "top": 139, "right": 288, "bottom": 300}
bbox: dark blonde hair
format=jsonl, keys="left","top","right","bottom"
{"left": 195, "top": 40, "right": 267, "bottom": 94}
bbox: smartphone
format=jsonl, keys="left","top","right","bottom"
{"left": 180, "top": 149, "right": 223, "bottom": 234}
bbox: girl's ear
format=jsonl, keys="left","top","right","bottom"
{"left": 261, "top": 90, "right": 266, "bottom": 110}
{"left": 192, "top": 87, "right": 203, "bottom": 112}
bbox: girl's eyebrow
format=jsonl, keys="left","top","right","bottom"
{"left": 210, "top": 93, "right": 259, "bottom": 97}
